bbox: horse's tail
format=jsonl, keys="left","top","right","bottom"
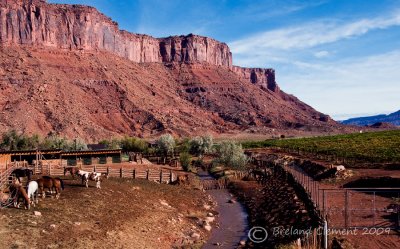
{"left": 56, "top": 178, "right": 65, "bottom": 190}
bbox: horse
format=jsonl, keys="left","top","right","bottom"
{"left": 37, "top": 177, "right": 64, "bottom": 199}
{"left": 11, "top": 168, "right": 33, "bottom": 183}
{"left": 27, "top": 181, "right": 39, "bottom": 207}
{"left": 77, "top": 170, "right": 106, "bottom": 188}
{"left": 9, "top": 183, "right": 30, "bottom": 209}
{"left": 64, "top": 166, "right": 80, "bottom": 179}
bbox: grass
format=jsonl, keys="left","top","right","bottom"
{"left": 242, "top": 130, "right": 400, "bottom": 164}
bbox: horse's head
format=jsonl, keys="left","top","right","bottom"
{"left": 12, "top": 178, "right": 22, "bottom": 187}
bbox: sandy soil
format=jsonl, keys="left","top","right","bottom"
{"left": 0, "top": 177, "right": 213, "bottom": 249}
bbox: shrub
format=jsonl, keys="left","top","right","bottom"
{"left": 180, "top": 152, "right": 192, "bottom": 172}
{"left": 216, "top": 141, "right": 249, "bottom": 170}
{"left": 176, "top": 137, "right": 190, "bottom": 153}
{"left": 189, "top": 135, "right": 214, "bottom": 157}
{"left": 120, "top": 137, "right": 148, "bottom": 152}
{"left": 156, "top": 134, "right": 175, "bottom": 156}
{"left": 99, "top": 138, "right": 121, "bottom": 149}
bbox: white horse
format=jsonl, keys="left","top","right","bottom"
{"left": 77, "top": 170, "right": 105, "bottom": 188}
{"left": 27, "top": 181, "right": 39, "bottom": 208}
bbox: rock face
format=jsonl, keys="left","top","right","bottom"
{"left": 232, "top": 66, "right": 278, "bottom": 92}
{"left": 0, "top": 0, "right": 276, "bottom": 87}
{"left": 0, "top": 0, "right": 347, "bottom": 141}
{"left": 159, "top": 35, "right": 232, "bottom": 67}
{"left": 0, "top": 0, "right": 231, "bottom": 66}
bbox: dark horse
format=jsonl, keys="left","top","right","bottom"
{"left": 37, "top": 176, "right": 64, "bottom": 199}
{"left": 64, "top": 167, "right": 80, "bottom": 179}
{"left": 11, "top": 168, "right": 33, "bottom": 183}
{"left": 9, "top": 183, "right": 30, "bottom": 209}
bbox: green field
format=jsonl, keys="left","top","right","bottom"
{"left": 242, "top": 130, "right": 400, "bottom": 164}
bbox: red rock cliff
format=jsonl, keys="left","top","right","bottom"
{"left": 0, "top": 0, "right": 276, "bottom": 89}
{"left": 0, "top": 0, "right": 232, "bottom": 66}
{"left": 232, "top": 66, "right": 279, "bottom": 93}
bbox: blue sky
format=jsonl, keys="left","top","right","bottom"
{"left": 48, "top": 0, "right": 400, "bottom": 120}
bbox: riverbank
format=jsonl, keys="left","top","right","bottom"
{"left": 199, "top": 171, "right": 249, "bottom": 249}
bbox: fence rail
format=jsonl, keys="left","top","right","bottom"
{"left": 0, "top": 163, "right": 179, "bottom": 190}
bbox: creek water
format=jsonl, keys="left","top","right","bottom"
{"left": 198, "top": 171, "right": 249, "bottom": 249}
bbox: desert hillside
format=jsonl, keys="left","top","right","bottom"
{"left": 0, "top": 0, "right": 346, "bottom": 141}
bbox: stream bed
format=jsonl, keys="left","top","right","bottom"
{"left": 199, "top": 171, "right": 249, "bottom": 249}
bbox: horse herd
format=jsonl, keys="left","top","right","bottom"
{"left": 2, "top": 167, "right": 108, "bottom": 210}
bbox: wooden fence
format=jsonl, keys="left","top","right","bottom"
{"left": 62, "top": 165, "right": 177, "bottom": 184}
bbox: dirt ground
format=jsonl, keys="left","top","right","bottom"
{"left": 0, "top": 177, "right": 213, "bottom": 249}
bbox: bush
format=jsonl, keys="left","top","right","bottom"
{"left": 216, "top": 141, "right": 249, "bottom": 170}
{"left": 99, "top": 138, "right": 121, "bottom": 149}
{"left": 0, "top": 130, "right": 88, "bottom": 151}
{"left": 176, "top": 137, "right": 190, "bottom": 153}
{"left": 0, "top": 130, "right": 40, "bottom": 150}
{"left": 180, "top": 152, "right": 192, "bottom": 172}
{"left": 189, "top": 135, "right": 214, "bottom": 157}
{"left": 156, "top": 134, "right": 176, "bottom": 156}
{"left": 120, "top": 137, "right": 148, "bottom": 152}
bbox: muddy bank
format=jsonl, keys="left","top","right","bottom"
{"left": 199, "top": 171, "right": 248, "bottom": 249}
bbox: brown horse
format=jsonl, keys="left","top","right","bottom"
{"left": 64, "top": 167, "right": 80, "bottom": 179}
{"left": 37, "top": 176, "right": 64, "bottom": 199}
{"left": 9, "top": 183, "right": 30, "bottom": 209}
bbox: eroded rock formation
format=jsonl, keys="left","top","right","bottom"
{"left": 0, "top": 0, "right": 232, "bottom": 66}
{"left": 0, "top": 0, "right": 345, "bottom": 140}
{"left": 0, "top": 0, "right": 280, "bottom": 88}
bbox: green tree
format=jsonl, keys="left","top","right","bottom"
{"left": 156, "top": 134, "right": 175, "bottom": 159}
{"left": 216, "top": 141, "right": 248, "bottom": 170}
{"left": 179, "top": 152, "right": 192, "bottom": 172}
{"left": 1, "top": 130, "right": 20, "bottom": 150}
{"left": 120, "top": 137, "right": 148, "bottom": 152}
{"left": 189, "top": 135, "right": 214, "bottom": 157}
{"left": 99, "top": 138, "right": 121, "bottom": 149}
{"left": 176, "top": 137, "right": 190, "bottom": 153}
{"left": 1, "top": 130, "right": 41, "bottom": 150}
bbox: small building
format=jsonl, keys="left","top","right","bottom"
{"left": 0, "top": 149, "right": 122, "bottom": 169}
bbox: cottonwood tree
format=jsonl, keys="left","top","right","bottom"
{"left": 216, "top": 141, "right": 248, "bottom": 170}
{"left": 189, "top": 135, "right": 214, "bottom": 157}
{"left": 156, "top": 134, "right": 176, "bottom": 164}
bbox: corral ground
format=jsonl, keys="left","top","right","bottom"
{"left": 0, "top": 177, "right": 213, "bottom": 249}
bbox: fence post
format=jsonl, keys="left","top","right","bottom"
{"left": 107, "top": 167, "right": 110, "bottom": 176}
{"left": 146, "top": 169, "right": 149, "bottom": 180}
{"left": 133, "top": 169, "right": 136, "bottom": 179}
{"left": 169, "top": 170, "right": 173, "bottom": 183}
{"left": 373, "top": 191, "right": 376, "bottom": 226}
{"left": 120, "top": 168, "right": 122, "bottom": 178}
{"left": 345, "top": 190, "right": 349, "bottom": 228}
{"left": 323, "top": 218, "right": 328, "bottom": 249}
{"left": 160, "top": 169, "right": 163, "bottom": 183}
{"left": 94, "top": 165, "right": 97, "bottom": 172}
{"left": 322, "top": 189, "right": 326, "bottom": 217}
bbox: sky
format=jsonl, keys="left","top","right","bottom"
{"left": 48, "top": 0, "right": 400, "bottom": 120}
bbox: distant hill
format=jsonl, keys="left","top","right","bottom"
{"left": 342, "top": 110, "right": 400, "bottom": 126}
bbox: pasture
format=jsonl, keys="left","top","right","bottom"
{"left": 0, "top": 177, "right": 212, "bottom": 249}
{"left": 242, "top": 130, "right": 400, "bottom": 167}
